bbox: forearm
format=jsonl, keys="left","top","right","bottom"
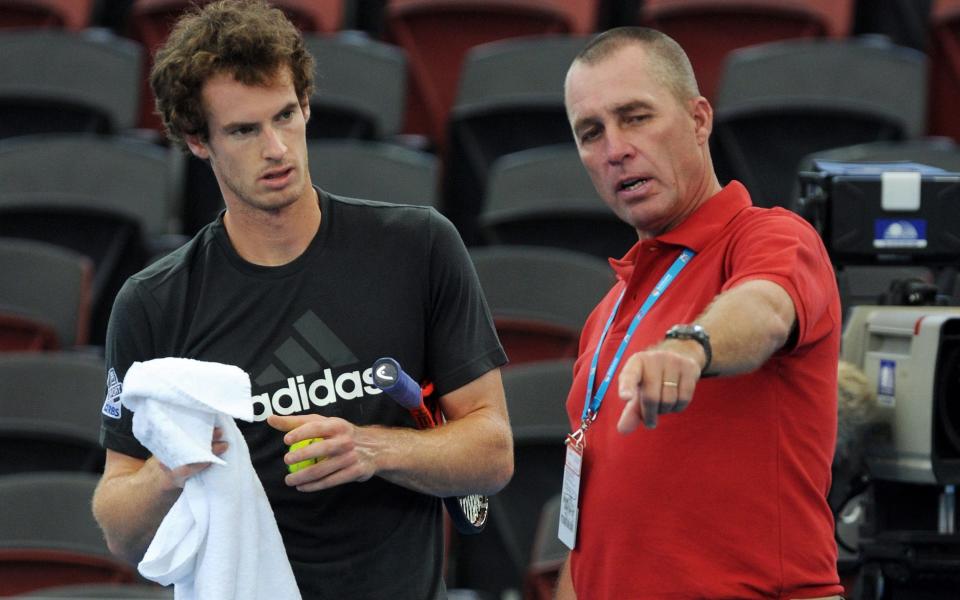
{"left": 692, "top": 279, "right": 796, "bottom": 376}
{"left": 359, "top": 405, "right": 513, "bottom": 497}
{"left": 92, "top": 455, "right": 182, "bottom": 563}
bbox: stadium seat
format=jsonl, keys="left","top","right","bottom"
{"left": 927, "top": 0, "right": 960, "bottom": 141}
{"left": 0, "top": 472, "right": 140, "bottom": 596}
{"left": 451, "top": 360, "right": 572, "bottom": 597}
{"left": 0, "top": 0, "right": 96, "bottom": 30}
{"left": 470, "top": 246, "right": 613, "bottom": 364}
{"left": 0, "top": 352, "right": 106, "bottom": 475}
{"left": 0, "top": 239, "right": 93, "bottom": 349}
{"left": 442, "top": 35, "right": 587, "bottom": 244}
{"left": 0, "top": 310, "right": 60, "bottom": 353}
{"left": 15, "top": 582, "right": 174, "bottom": 598}
{"left": 522, "top": 494, "right": 566, "bottom": 600}
{"left": 308, "top": 139, "right": 438, "bottom": 207}
{"left": 384, "top": 0, "right": 598, "bottom": 147}
{"left": 711, "top": 38, "right": 927, "bottom": 208}
{"left": 303, "top": 32, "right": 408, "bottom": 141}
{"left": 0, "top": 29, "right": 141, "bottom": 138}
{"left": 0, "top": 134, "right": 185, "bottom": 344}
{"left": 639, "top": 0, "right": 853, "bottom": 102}
{"left": 479, "top": 144, "right": 636, "bottom": 259}
{"left": 0, "top": 134, "right": 182, "bottom": 239}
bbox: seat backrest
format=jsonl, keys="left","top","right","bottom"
{"left": 307, "top": 140, "right": 438, "bottom": 207}
{"left": 385, "top": 0, "right": 596, "bottom": 146}
{"left": 0, "top": 134, "right": 181, "bottom": 236}
{"left": 0, "top": 30, "right": 142, "bottom": 136}
{"left": 0, "top": 239, "right": 93, "bottom": 348}
{"left": 470, "top": 246, "right": 613, "bottom": 363}
{"left": 304, "top": 32, "right": 408, "bottom": 139}
{"left": 502, "top": 359, "right": 573, "bottom": 441}
{"left": 442, "top": 35, "right": 587, "bottom": 243}
{"left": 452, "top": 35, "right": 588, "bottom": 112}
{"left": 712, "top": 38, "right": 927, "bottom": 207}
{"left": 716, "top": 38, "right": 927, "bottom": 137}
{"left": 16, "top": 582, "right": 174, "bottom": 598}
{"left": 452, "top": 361, "right": 572, "bottom": 596}
{"left": 0, "top": 0, "right": 95, "bottom": 31}
{"left": 927, "top": 0, "right": 960, "bottom": 140}
{"left": 640, "top": 0, "right": 852, "bottom": 102}
{"left": 470, "top": 245, "right": 614, "bottom": 333}
{"left": 0, "top": 351, "right": 106, "bottom": 474}
{"left": 483, "top": 145, "right": 600, "bottom": 220}
{"left": 0, "top": 197, "right": 150, "bottom": 346}
{"left": 0, "top": 472, "right": 139, "bottom": 596}
{"left": 480, "top": 144, "right": 637, "bottom": 258}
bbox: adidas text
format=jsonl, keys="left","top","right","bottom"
{"left": 251, "top": 367, "right": 383, "bottom": 421}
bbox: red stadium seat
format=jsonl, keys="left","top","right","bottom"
{"left": 470, "top": 246, "right": 613, "bottom": 365}
{"left": 384, "top": 0, "right": 599, "bottom": 148}
{"left": 928, "top": 0, "right": 960, "bottom": 140}
{"left": 640, "top": 0, "right": 853, "bottom": 103}
{"left": 0, "top": 0, "right": 95, "bottom": 30}
{"left": 0, "top": 310, "right": 60, "bottom": 352}
{"left": 0, "top": 238, "right": 93, "bottom": 349}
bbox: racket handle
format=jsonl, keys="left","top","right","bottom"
{"left": 372, "top": 357, "right": 436, "bottom": 428}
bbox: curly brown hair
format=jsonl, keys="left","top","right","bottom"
{"left": 150, "top": 0, "right": 315, "bottom": 149}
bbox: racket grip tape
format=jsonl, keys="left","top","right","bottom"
{"left": 372, "top": 357, "right": 436, "bottom": 428}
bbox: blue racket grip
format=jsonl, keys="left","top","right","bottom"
{"left": 372, "top": 357, "right": 422, "bottom": 410}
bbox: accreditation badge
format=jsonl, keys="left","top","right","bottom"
{"left": 558, "top": 434, "right": 583, "bottom": 549}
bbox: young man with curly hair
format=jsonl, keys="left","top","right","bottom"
{"left": 93, "top": 2, "right": 512, "bottom": 598}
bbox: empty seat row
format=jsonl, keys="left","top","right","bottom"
{"left": 4, "top": 1, "right": 959, "bottom": 145}
{"left": 0, "top": 471, "right": 152, "bottom": 596}
{"left": 0, "top": 27, "right": 954, "bottom": 217}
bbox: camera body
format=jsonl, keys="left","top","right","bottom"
{"left": 841, "top": 306, "right": 960, "bottom": 485}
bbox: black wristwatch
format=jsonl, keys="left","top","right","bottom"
{"left": 665, "top": 324, "right": 713, "bottom": 375}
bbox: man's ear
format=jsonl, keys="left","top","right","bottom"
{"left": 690, "top": 96, "right": 713, "bottom": 146}
{"left": 301, "top": 97, "right": 311, "bottom": 123}
{"left": 185, "top": 133, "right": 210, "bottom": 161}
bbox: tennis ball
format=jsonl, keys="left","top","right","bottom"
{"left": 288, "top": 437, "right": 324, "bottom": 473}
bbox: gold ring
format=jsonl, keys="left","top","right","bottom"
{"left": 662, "top": 381, "right": 679, "bottom": 388}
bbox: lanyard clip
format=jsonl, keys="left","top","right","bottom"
{"left": 566, "top": 415, "right": 593, "bottom": 451}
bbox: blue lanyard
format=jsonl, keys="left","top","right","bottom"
{"left": 581, "top": 248, "right": 695, "bottom": 423}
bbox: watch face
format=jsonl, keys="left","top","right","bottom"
{"left": 669, "top": 325, "right": 703, "bottom": 338}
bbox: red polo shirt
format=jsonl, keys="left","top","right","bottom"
{"left": 566, "top": 181, "right": 843, "bottom": 599}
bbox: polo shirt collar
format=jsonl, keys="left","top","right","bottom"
{"left": 609, "top": 181, "right": 752, "bottom": 282}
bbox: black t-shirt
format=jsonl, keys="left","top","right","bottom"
{"left": 100, "top": 191, "right": 507, "bottom": 599}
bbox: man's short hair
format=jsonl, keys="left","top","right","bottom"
{"left": 573, "top": 26, "right": 700, "bottom": 102}
{"left": 150, "top": 0, "right": 315, "bottom": 149}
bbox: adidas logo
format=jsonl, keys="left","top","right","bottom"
{"left": 251, "top": 368, "right": 384, "bottom": 421}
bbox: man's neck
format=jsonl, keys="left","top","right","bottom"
{"left": 223, "top": 187, "right": 322, "bottom": 266}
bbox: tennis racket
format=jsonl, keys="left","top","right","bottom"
{"left": 372, "top": 357, "right": 489, "bottom": 535}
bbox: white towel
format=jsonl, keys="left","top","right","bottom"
{"left": 122, "top": 357, "right": 301, "bottom": 600}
